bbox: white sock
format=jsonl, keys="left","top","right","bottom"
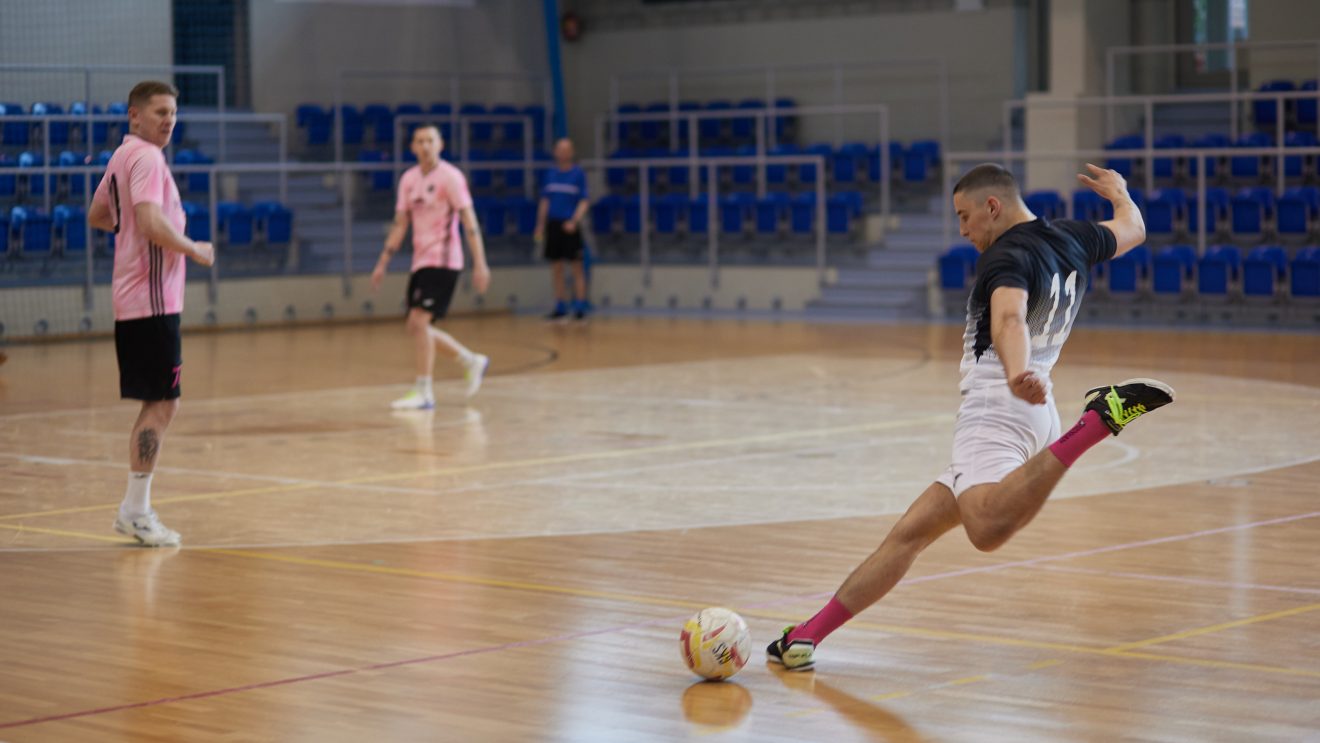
{"left": 121, "top": 472, "right": 153, "bottom": 517}
{"left": 456, "top": 349, "right": 476, "bottom": 368}
{"left": 417, "top": 376, "right": 434, "bottom": 398}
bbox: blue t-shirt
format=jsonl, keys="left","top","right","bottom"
{"left": 541, "top": 166, "right": 588, "bottom": 221}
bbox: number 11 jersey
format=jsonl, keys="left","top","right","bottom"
{"left": 959, "top": 218, "right": 1117, "bottom": 392}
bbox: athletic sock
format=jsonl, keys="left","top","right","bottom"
{"left": 786, "top": 596, "right": 855, "bottom": 645}
{"left": 417, "top": 376, "right": 434, "bottom": 399}
{"left": 1047, "top": 409, "right": 1110, "bottom": 468}
{"left": 121, "top": 472, "right": 153, "bottom": 517}
{"left": 455, "top": 349, "right": 477, "bottom": 368}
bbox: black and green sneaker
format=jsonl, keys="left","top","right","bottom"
{"left": 1083, "top": 378, "right": 1176, "bottom": 435}
{"left": 766, "top": 626, "right": 816, "bottom": 672}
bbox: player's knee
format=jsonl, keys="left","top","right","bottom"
{"left": 146, "top": 399, "right": 179, "bottom": 425}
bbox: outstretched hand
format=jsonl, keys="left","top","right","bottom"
{"left": 1076, "top": 163, "right": 1128, "bottom": 203}
{"left": 1009, "top": 371, "right": 1048, "bottom": 406}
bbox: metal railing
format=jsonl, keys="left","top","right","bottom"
{"left": 0, "top": 153, "right": 838, "bottom": 329}
{"left": 592, "top": 104, "right": 890, "bottom": 224}
{"left": 391, "top": 113, "right": 538, "bottom": 200}
{"left": 332, "top": 68, "right": 554, "bottom": 163}
{"left": 1104, "top": 39, "right": 1320, "bottom": 141}
{"left": 609, "top": 58, "right": 948, "bottom": 151}
{"left": 941, "top": 145, "right": 1320, "bottom": 256}
{"left": 1003, "top": 89, "right": 1314, "bottom": 161}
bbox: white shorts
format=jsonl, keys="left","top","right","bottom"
{"left": 935, "top": 383, "right": 1062, "bottom": 497}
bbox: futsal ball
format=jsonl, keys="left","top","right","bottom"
{"left": 679, "top": 608, "right": 751, "bottom": 681}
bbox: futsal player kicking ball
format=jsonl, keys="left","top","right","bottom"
{"left": 87, "top": 81, "right": 215, "bottom": 547}
{"left": 768, "top": 163, "right": 1175, "bottom": 671}
{"left": 372, "top": 124, "right": 491, "bottom": 410}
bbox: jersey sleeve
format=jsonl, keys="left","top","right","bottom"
{"left": 576, "top": 168, "right": 589, "bottom": 202}
{"left": 127, "top": 149, "right": 168, "bottom": 208}
{"left": 977, "top": 246, "right": 1032, "bottom": 294}
{"left": 446, "top": 168, "right": 474, "bottom": 211}
{"left": 1055, "top": 218, "right": 1118, "bottom": 266}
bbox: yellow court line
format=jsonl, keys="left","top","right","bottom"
{"left": 1103, "top": 602, "right": 1320, "bottom": 653}
{"left": 0, "top": 414, "right": 948, "bottom": 522}
{"left": 1107, "top": 650, "right": 1320, "bottom": 679}
{"left": 0, "top": 522, "right": 133, "bottom": 545}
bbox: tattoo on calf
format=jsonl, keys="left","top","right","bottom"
{"left": 137, "top": 429, "right": 160, "bottom": 467}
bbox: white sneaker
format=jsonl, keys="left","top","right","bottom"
{"left": 114, "top": 510, "right": 182, "bottom": 547}
{"left": 391, "top": 390, "right": 435, "bottom": 410}
{"left": 464, "top": 354, "right": 489, "bottom": 398}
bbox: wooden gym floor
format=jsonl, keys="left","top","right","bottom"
{"left": 0, "top": 315, "right": 1318, "bottom": 742}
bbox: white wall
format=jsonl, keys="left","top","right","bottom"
{"left": 560, "top": 5, "right": 1025, "bottom": 153}
{"left": 248, "top": 0, "right": 548, "bottom": 116}
{"left": 1246, "top": 0, "right": 1320, "bottom": 86}
{"left": 0, "top": 0, "right": 173, "bottom": 105}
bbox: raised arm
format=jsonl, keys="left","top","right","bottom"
{"left": 990, "top": 286, "right": 1046, "bottom": 405}
{"left": 1077, "top": 163, "right": 1145, "bottom": 257}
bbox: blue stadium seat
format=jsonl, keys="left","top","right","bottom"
{"left": 1152, "top": 244, "right": 1196, "bottom": 294}
{"left": 1230, "top": 132, "right": 1272, "bottom": 179}
{"left": 732, "top": 99, "right": 764, "bottom": 143}
{"left": 337, "top": 105, "right": 365, "bottom": 146}
{"left": 361, "top": 103, "right": 394, "bottom": 145}
{"left": 522, "top": 105, "right": 547, "bottom": 144}
{"left": 182, "top": 202, "right": 210, "bottom": 241}
{"left": 460, "top": 103, "right": 491, "bottom": 145}
{"left": 1253, "top": 80, "right": 1294, "bottom": 126}
{"left": 833, "top": 143, "right": 868, "bottom": 186}
{"left": 1107, "top": 250, "right": 1144, "bottom": 294}
{"left": 505, "top": 196, "right": 537, "bottom": 236}
{"left": 1284, "top": 131, "right": 1317, "bottom": 179}
{"left": 31, "top": 102, "right": 69, "bottom": 147}
{"left": 652, "top": 193, "right": 684, "bottom": 236}
{"left": 0, "top": 213, "right": 7, "bottom": 254}
{"left": 1231, "top": 186, "right": 1275, "bottom": 235}
{"left": 1291, "top": 247, "right": 1320, "bottom": 297}
{"left": 765, "top": 144, "right": 796, "bottom": 187}
{"left": 904, "top": 140, "right": 940, "bottom": 182}
{"left": 1243, "top": 245, "right": 1288, "bottom": 297}
{"left": 428, "top": 103, "right": 454, "bottom": 141}
{"left": 297, "top": 104, "right": 333, "bottom": 146}
{"left": 676, "top": 100, "right": 701, "bottom": 145}
{"left": 1278, "top": 186, "right": 1320, "bottom": 237}
{"left": 1072, "top": 190, "right": 1108, "bottom": 221}
{"left": 771, "top": 97, "right": 796, "bottom": 142}
{"left": 175, "top": 148, "right": 214, "bottom": 193}
{"left": 356, "top": 150, "right": 393, "bottom": 192}
{"left": 827, "top": 191, "right": 863, "bottom": 235}
{"left": 1298, "top": 80, "right": 1318, "bottom": 127}
{"left": 606, "top": 148, "right": 636, "bottom": 190}
{"left": 1153, "top": 134, "right": 1185, "bottom": 179}
{"left": 217, "top": 202, "right": 253, "bottom": 247}
{"left": 1189, "top": 133, "right": 1230, "bottom": 178}
{"left": 621, "top": 195, "right": 643, "bottom": 234}
{"left": 592, "top": 194, "right": 621, "bottom": 235}
{"left": 701, "top": 100, "right": 732, "bottom": 143}
{"left": 475, "top": 197, "right": 506, "bottom": 238}
{"left": 1, "top": 103, "right": 29, "bottom": 147}
{"left": 1197, "top": 245, "right": 1241, "bottom": 296}
{"left": 10, "top": 206, "right": 52, "bottom": 255}
{"left": 798, "top": 144, "right": 831, "bottom": 185}
{"left": 756, "top": 192, "right": 790, "bottom": 235}
{"left": 1146, "top": 189, "right": 1187, "bottom": 236}
{"left": 1104, "top": 134, "right": 1143, "bottom": 179}
{"left": 687, "top": 194, "right": 710, "bottom": 235}
{"left": 52, "top": 205, "right": 86, "bottom": 254}
{"left": 1187, "top": 187, "right": 1231, "bottom": 235}
{"left": 720, "top": 193, "right": 755, "bottom": 235}
{"left": 0, "top": 153, "right": 14, "bottom": 197}
{"left": 729, "top": 146, "right": 756, "bottom": 190}
{"left": 495, "top": 149, "right": 525, "bottom": 191}
{"left": 252, "top": 201, "right": 292, "bottom": 244}
{"left": 18, "top": 151, "right": 45, "bottom": 196}
{"left": 1024, "top": 190, "right": 1066, "bottom": 220}
{"left": 640, "top": 102, "right": 669, "bottom": 145}
{"left": 615, "top": 103, "right": 641, "bottom": 144}
{"left": 938, "top": 244, "right": 979, "bottom": 290}
{"left": 790, "top": 192, "right": 816, "bottom": 235}
{"left": 56, "top": 150, "right": 87, "bottom": 197}
{"left": 492, "top": 104, "right": 522, "bottom": 144}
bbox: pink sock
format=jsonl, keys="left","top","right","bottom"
{"left": 787, "top": 596, "right": 855, "bottom": 645}
{"left": 1048, "top": 409, "right": 1111, "bottom": 468}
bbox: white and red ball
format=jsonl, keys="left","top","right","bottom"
{"left": 679, "top": 608, "right": 751, "bottom": 681}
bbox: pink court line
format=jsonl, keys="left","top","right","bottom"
{"left": 5, "top": 508, "right": 1319, "bottom": 731}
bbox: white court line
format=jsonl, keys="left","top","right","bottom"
{"left": 1035, "top": 564, "right": 1320, "bottom": 597}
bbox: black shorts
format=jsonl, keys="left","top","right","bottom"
{"left": 115, "top": 314, "right": 182, "bottom": 401}
{"left": 407, "top": 267, "right": 460, "bottom": 320}
{"left": 544, "top": 219, "right": 584, "bottom": 262}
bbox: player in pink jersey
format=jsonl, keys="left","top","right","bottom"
{"left": 87, "top": 81, "right": 215, "bottom": 547}
{"left": 372, "top": 124, "right": 491, "bottom": 410}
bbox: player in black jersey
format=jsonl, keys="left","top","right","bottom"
{"left": 768, "top": 164, "right": 1175, "bottom": 672}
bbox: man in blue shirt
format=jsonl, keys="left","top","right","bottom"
{"left": 536, "top": 138, "right": 591, "bottom": 321}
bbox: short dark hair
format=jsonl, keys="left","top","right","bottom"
{"left": 128, "top": 81, "right": 179, "bottom": 109}
{"left": 412, "top": 123, "right": 442, "bottom": 140}
{"left": 953, "top": 163, "right": 1019, "bottom": 198}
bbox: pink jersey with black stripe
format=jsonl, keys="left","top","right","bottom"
{"left": 93, "top": 134, "right": 187, "bottom": 320}
{"left": 396, "top": 161, "right": 473, "bottom": 272}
